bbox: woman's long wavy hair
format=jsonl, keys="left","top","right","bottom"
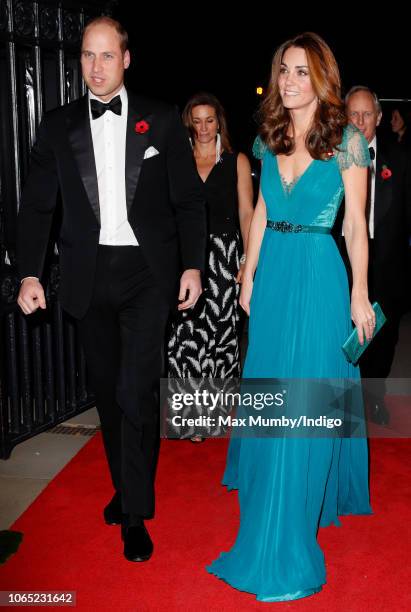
{"left": 182, "top": 92, "right": 233, "bottom": 153}
{"left": 258, "top": 32, "right": 347, "bottom": 159}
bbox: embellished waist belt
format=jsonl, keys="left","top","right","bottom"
{"left": 266, "top": 220, "right": 332, "bottom": 234}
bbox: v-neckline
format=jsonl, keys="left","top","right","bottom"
{"left": 275, "top": 155, "right": 315, "bottom": 197}
{"left": 197, "top": 152, "right": 224, "bottom": 184}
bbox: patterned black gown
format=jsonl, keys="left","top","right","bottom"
{"left": 167, "top": 151, "right": 241, "bottom": 378}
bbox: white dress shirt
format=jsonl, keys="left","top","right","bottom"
{"left": 368, "top": 135, "right": 377, "bottom": 239}
{"left": 89, "top": 86, "right": 138, "bottom": 246}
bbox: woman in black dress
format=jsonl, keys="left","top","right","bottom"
{"left": 167, "top": 92, "right": 253, "bottom": 387}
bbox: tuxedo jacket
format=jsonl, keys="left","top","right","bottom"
{"left": 334, "top": 139, "right": 411, "bottom": 305}
{"left": 17, "top": 92, "right": 207, "bottom": 319}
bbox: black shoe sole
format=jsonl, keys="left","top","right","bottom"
{"left": 370, "top": 417, "right": 390, "bottom": 426}
{"left": 105, "top": 518, "right": 122, "bottom": 525}
{"left": 123, "top": 551, "right": 153, "bottom": 562}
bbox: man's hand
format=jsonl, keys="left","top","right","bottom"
{"left": 178, "top": 269, "right": 202, "bottom": 311}
{"left": 18, "top": 278, "right": 47, "bottom": 315}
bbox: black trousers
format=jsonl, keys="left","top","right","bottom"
{"left": 359, "top": 297, "right": 402, "bottom": 404}
{"left": 338, "top": 238, "right": 403, "bottom": 402}
{"left": 77, "top": 246, "right": 170, "bottom": 520}
{"left": 359, "top": 242, "right": 403, "bottom": 403}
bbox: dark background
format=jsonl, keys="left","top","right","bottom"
{"left": 113, "top": 4, "right": 409, "bottom": 154}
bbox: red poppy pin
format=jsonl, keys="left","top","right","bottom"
{"left": 381, "top": 165, "right": 392, "bottom": 180}
{"left": 135, "top": 120, "right": 149, "bottom": 134}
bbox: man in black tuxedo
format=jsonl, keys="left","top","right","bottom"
{"left": 335, "top": 86, "right": 411, "bottom": 424}
{"left": 17, "top": 17, "right": 206, "bottom": 561}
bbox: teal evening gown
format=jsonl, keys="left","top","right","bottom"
{"left": 206, "top": 125, "right": 373, "bottom": 602}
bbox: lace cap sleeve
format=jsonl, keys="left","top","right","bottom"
{"left": 335, "top": 124, "right": 371, "bottom": 171}
{"left": 252, "top": 135, "right": 267, "bottom": 160}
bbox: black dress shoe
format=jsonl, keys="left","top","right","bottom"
{"left": 370, "top": 402, "right": 390, "bottom": 426}
{"left": 103, "top": 491, "right": 122, "bottom": 525}
{"left": 122, "top": 523, "right": 153, "bottom": 562}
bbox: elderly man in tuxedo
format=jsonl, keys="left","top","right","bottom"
{"left": 335, "top": 86, "right": 411, "bottom": 424}
{"left": 17, "top": 17, "right": 206, "bottom": 561}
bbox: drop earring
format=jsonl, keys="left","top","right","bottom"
{"left": 216, "top": 132, "right": 222, "bottom": 164}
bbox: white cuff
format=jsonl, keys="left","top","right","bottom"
{"left": 21, "top": 276, "right": 39, "bottom": 284}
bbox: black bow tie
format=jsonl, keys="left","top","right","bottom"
{"left": 90, "top": 95, "right": 122, "bottom": 120}
{"left": 368, "top": 146, "right": 375, "bottom": 161}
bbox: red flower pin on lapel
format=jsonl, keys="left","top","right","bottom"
{"left": 135, "top": 120, "right": 149, "bottom": 134}
{"left": 381, "top": 165, "right": 392, "bottom": 180}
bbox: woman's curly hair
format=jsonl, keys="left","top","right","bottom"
{"left": 257, "top": 32, "right": 347, "bottom": 159}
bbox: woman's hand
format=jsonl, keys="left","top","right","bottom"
{"left": 235, "top": 263, "right": 245, "bottom": 284}
{"left": 239, "top": 274, "right": 253, "bottom": 316}
{"left": 351, "top": 291, "right": 375, "bottom": 344}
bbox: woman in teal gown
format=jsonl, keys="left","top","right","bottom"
{"left": 207, "top": 33, "right": 374, "bottom": 602}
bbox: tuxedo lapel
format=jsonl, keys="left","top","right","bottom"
{"left": 125, "top": 92, "right": 153, "bottom": 213}
{"left": 66, "top": 95, "right": 100, "bottom": 225}
{"left": 374, "top": 145, "right": 392, "bottom": 230}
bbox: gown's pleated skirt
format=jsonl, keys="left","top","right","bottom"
{"left": 206, "top": 231, "right": 372, "bottom": 602}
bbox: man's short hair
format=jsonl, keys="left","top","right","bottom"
{"left": 82, "top": 16, "right": 128, "bottom": 54}
{"left": 345, "top": 85, "right": 382, "bottom": 114}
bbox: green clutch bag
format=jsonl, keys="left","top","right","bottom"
{"left": 342, "top": 302, "right": 387, "bottom": 365}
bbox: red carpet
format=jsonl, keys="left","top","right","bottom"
{"left": 1, "top": 433, "right": 410, "bottom": 611}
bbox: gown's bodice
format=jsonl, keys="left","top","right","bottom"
{"left": 253, "top": 124, "right": 370, "bottom": 229}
